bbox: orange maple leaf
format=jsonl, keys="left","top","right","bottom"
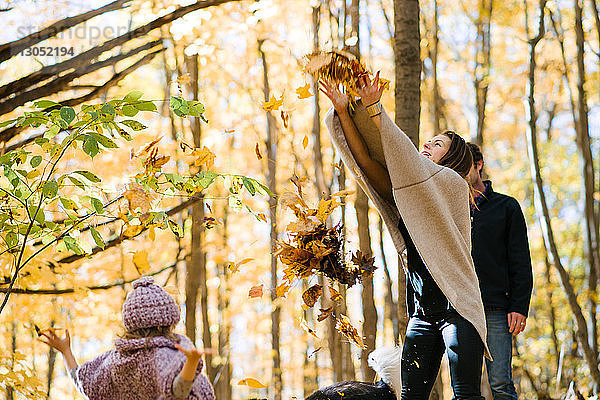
{"left": 262, "top": 95, "right": 283, "bottom": 111}
{"left": 296, "top": 83, "right": 313, "bottom": 99}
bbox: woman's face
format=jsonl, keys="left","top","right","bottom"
{"left": 420, "top": 134, "right": 451, "bottom": 164}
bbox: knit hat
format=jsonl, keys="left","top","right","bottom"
{"left": 122, "top": 277, "right": 180, "bottom": 330}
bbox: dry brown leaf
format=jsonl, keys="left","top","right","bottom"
{"left": 302, "top": 284, "right": 322, "bottom": 307}
{"left": 336, "top": 314, "right": 366, "bottom": 349}
{"left": 248, "top": 284, "right": 263, "bottom": 298}
{"left": 255, "top": 143, "right": 263, "bottom": 160}
{"left": 328, "top": 286, "right": 343, "bottom": 304}
{"left": 124, "top": 183, "right": 155, "bottom": 213}
{"left": 299, "top": 317, "right": 320, "bottom": 339}
{"left": 192, "top": 146, "right": 216, "bottom": 170}
{"left": 317, "top": 306, "right": 334, "bottom": 322}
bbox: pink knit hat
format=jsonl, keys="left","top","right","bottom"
{"left": 122, "top": 277, "right": 180, "bottom": 330}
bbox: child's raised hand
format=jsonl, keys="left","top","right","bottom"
{"left": 38, "top": 328, "right": 71, "bottom": 354}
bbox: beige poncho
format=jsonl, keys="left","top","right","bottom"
{"left": 325, "top": 104, "right": 490, "bottom": 359}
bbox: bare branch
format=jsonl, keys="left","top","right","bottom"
{"left": 0, "top": 47, "right": 164, "bottom": 143}
{"left": 0, "top": 0, "right": 239, "bottom": 101}
{"left": 0, "top": 256, "right": 185, "bottom": 295}
{"left": 0, "top": 40, "right": 162, "bottom": 116}
{"left": 0, "top": 0, "right": 132, "bottom": 64}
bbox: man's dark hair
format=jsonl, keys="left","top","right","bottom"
{"left": 467, "top": 142, "right": 484, "bottom": 164}
{"left": 305, "top": 380, "right": 395, "bottom": 400}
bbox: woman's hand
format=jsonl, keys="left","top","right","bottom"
{"left": 356, "top": 71, "right": 384, "bottom": 107}
{"left": 174, "top": 343, "right": 213, "bottom": 361}
{"left": 319, "top": 79, "right": 349, "bottom": 114}
{"left": 39, "top": 328, "right": 71, "bottom": 354}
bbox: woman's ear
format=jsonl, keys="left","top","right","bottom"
{"left": 476, "top": 160, "right": 484, "bottom": 175}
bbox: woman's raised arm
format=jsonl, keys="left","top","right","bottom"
{"left": 320, "top": 79, "right": 393, "bottom": 203}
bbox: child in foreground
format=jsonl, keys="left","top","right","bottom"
{"left": 40, "top": 276, "right": 215, "bottom": 400}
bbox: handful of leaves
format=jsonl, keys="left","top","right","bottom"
{"left": 275, "top": 188, "right": 375, "bottom": 288}
{"left": 303, "top": 50, "right": 368, "bottom": 109}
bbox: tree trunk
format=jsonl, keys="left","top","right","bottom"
{"left": 6, "top": 319, "right": 16, "bottom": 400}
{"left": 184, "top": 54, "right": 215, "bottom": 384}
{"left": 215, "top": 194, "right": 232, "bottom": 400}
{"left": 258, "top": 39, "right": 282, "bottom": 400}
{"left": 46, "top": 320, "right": 57, "bottom": 397}
{"left": 393, "top": 0, "right": 421, "bottom": 145}
{"left": 574, "top": 1, "right": 600, "bottom": 356}
{"left": 524, "top": 0, "right": 600, "bottom": 386}
{"left": 432, "top": 0, "right": 442, "bottom": 134}
{"left": 473, "top": 0, "right": 493, "bottom": 147}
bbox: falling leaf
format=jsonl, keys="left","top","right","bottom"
{"left": 192, "top": 146, "right": 216, "bottom": 170}
{"left": 317, "top": 307, "right": 334, "bottom": 322}
{"left": 132, "top": 250, "right": 151, "bottom": 275}
{"left": 257, "top": 213, "right": 267, "bottom": 223}
{"left": 302, "top": 135, "right": 309, "bottom": 149}
{"left": 302, "top": 284, "right": 322, "bottom": 307}
{"left": 123, "top": 183, "right": 155, "bottom": 213}
{"left": 237, "top": 378, "right": 267, "bottom": 389}
{"left": 296, "top": 83, "right": 313, "bottom": 99}
{"left": 328, "top": 286, "right": 343, "bottom": 303}
{"left": 138, "top": 136, "right": 163, "bottom": 156}
{"left": 351, "top": 250, "right": 377, "bottom": 276}
{"left": 308, "top": 347, "right": 322, "bottom": 358}
{"left": 262, "top": 95, "right": 283, "bottom": 111}
{"left": 248, "top": 284, "right": 264, "bottom": 298}
{"left": 379, "top": 77, "right": 391, "bottom": 90}
{"left": 276, "top": 282, "right": 292, "bottom": 298}
{"left": 280, "top": 110, "right": 290, "bottom": 129}
{"left": 299, "top": 317, "right": 320, "bottom": 339}
{"left": 316, "top": 198, "right": 341, "bottom": 223}
{"left": 203, "top": 216, "right": 221, "bottom": 229}
{"left": 331, "top": 189, "right": 355, "bottom": 198}
{"left": 224, "top": 129, "right": 235, "bottom": 134}
{"left": 336, "top": 314, "right": 366, "bottom": 349}
{"left": 255, "top": 143, "right": 263, "bottom": 160}
{"left": 176, "top": 73, "right": 191, "bottom": 86}
{"left": 122, "top": 224, "right": 143, "bottom": 238}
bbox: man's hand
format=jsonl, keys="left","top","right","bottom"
{"left": 508, "top": 312, "right": 527, "bottom": 335}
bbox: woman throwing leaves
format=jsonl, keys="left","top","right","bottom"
{"left": 319, "top": 73, "right": 490, "bottom": 400}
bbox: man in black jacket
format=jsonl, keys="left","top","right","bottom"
{"left": 468, "top": 143, "right": 533, "bottom": 400}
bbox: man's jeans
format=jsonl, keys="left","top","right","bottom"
{"left": 485, "top": 311, "right": 518, "bottom": 400}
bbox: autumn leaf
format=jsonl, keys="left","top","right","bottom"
{"left": 262, "top": 95, "right": 283, "bottom": 111}
{"left": 276, "top": 282, "right": 292, "bottom": 298}
{"left": 237, "top": 378, "right": 267, "bottom": 389}
{"left": 138, "top": 136, "right": 163, "bottom": 156}
{"left": 132, "top": 250, "right": 151, "bottom": 275}
{"left": 122, "top": 224, "right": 144, "bottom": 238}
{"left": 336, "top": 314, "right": 366, "bottom": 349}
{"left": 176, "top": 73, "right": 191, "bottom": 86}
{"left": 331, "top": 189, "right": 355, "bottom": 198}
{"left": 351, "top": 250, "right": 377, "bottom": 276}
{"left": 302, "top": 135, "right": 309, "bottom": 149}
{"left": 227, "top": 258, "right": 253, "bottom": 273}
{"left": 280, "top": 110, "right": 290, "bottom": 129}
{"left": 124, "top": 183, "right": 155, "bottom": 213}
{"left": 255, "top": 143, "right": 263, "bottom": 160}
{"left": 279, "top": 191, "right": 308, "bottom": 210}
{"left": 328, "top": 286, "right": 343, "bottom": 304}
{"left": 248, "top": 284, "right": 263, "bottom": 298}
{"left": 379, "top": 77, "right": 391, "bottom": 90}
{"left": 192, "top": 146, "right": 216, "bottom": 170}
{"left": 302, "top": 284, "right": 322, "bottom": 307}
{"left": 308, "top": 347, "right": 322, "bottom": 358}
{"left": 316, "top": 198, "right": 341, "bottom": 223}
{"left": 317, "top": 306, "right": 334, "bottom": 322}
{"left": 257, "top": 213, "right": 267, "bottom": 223}
{"left": 296, "top": 83, "right": 313, "bottom": 99}
{"left": 299, "top": 317, "right": 320, "bottom": 339}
